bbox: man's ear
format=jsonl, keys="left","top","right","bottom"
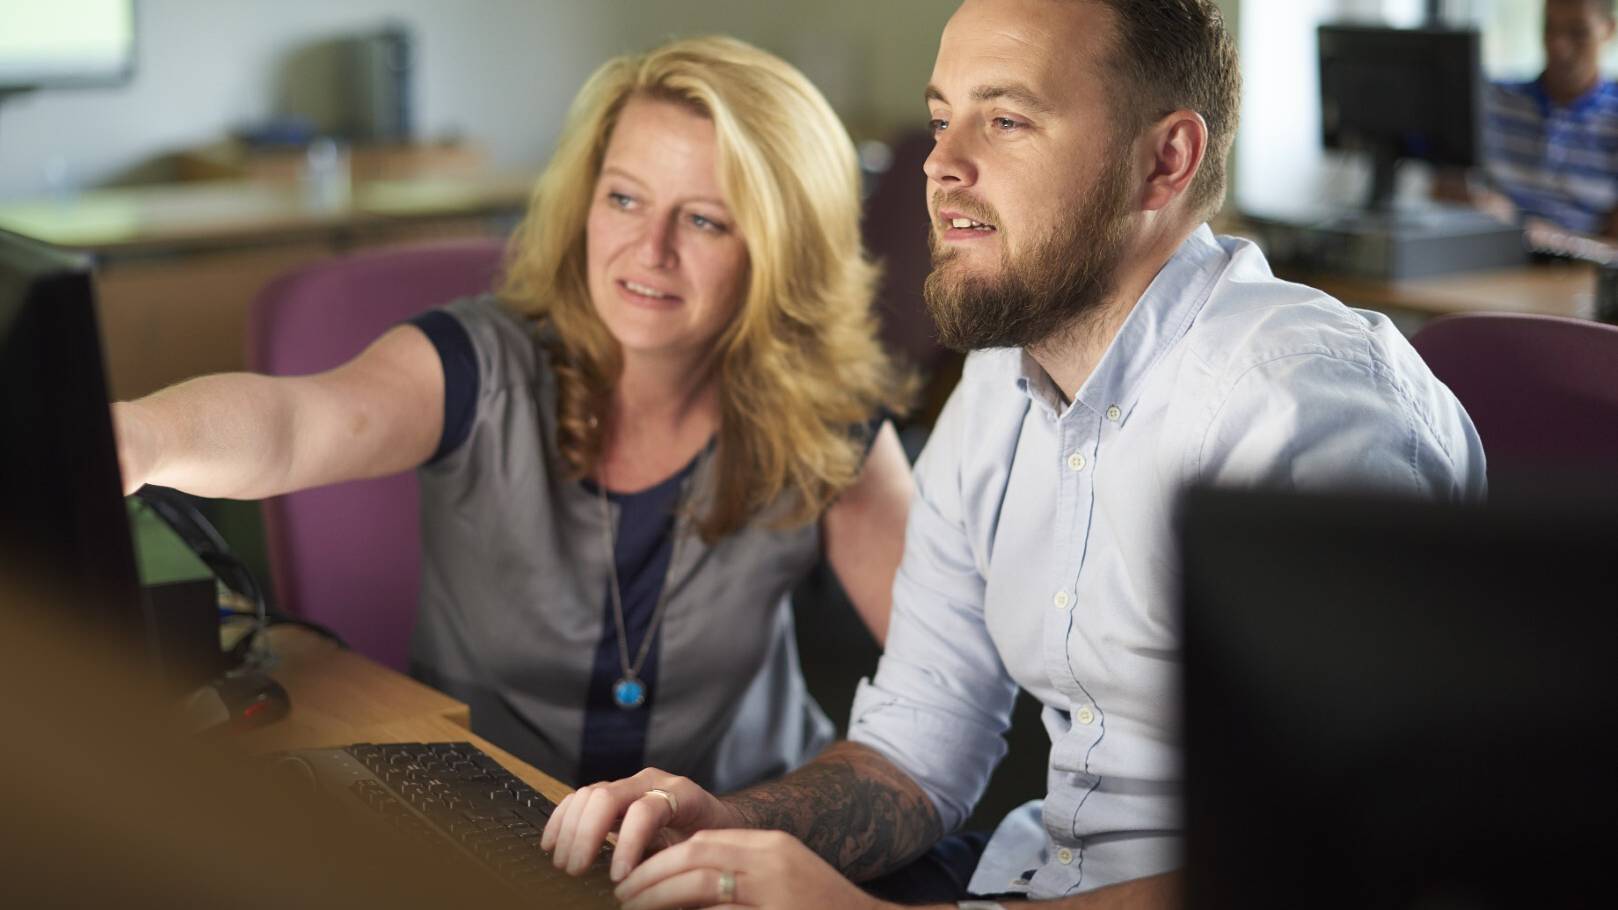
{"left": 1140, "top": 110, "right": 1209, "bottom": 213}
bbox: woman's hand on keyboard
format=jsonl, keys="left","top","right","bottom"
{"left": 541, "top": 767, "right": 741, "bottom": 881}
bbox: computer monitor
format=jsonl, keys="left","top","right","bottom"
{"left": 0, "top": 0, "right": 136, "bottom": 95}
{"left": 1319, "top": 24, "right": 1483, "bottom": 210}
{"left": 0, "top": 228, "right": 145, "bottom": 649}
{"left": 1181, "top": 486, "right": 1614, "bottom": 907}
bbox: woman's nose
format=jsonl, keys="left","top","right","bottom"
{"left": 636, "top": 213, "right": 678, "bottom": 269}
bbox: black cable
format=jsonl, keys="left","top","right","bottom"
{"left": 132, "top": 486, "right": 349, "bottom": 660}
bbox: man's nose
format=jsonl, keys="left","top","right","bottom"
{"left": 923, "top": 127, "right": 979, "bottom": 189}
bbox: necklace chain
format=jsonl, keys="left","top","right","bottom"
{"left": 595, "top": 465, "right": 685, "bottom": 699}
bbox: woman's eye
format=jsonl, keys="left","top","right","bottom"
{"left": 607, "top": 191, "right": 634, "bottom": 209}
{"left": 928, "top": 117, "right": 949, "bottom": 135}
{"left": 689, "top": 213, "right": 728, "bottom": 233}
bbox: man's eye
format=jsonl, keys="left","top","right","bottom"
{"left": 929, "top": 118, "right": 949, "bottom": 135}
{"left": 992, "top": 117, "right": 1023, "bottom": 131}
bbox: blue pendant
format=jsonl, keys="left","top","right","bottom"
{"left": 613, "top": 676, "right": 646, "bottom": 709}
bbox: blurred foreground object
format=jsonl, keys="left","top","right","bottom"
{"left": 0, "top": 573, "right": 521, "bottom": 909}
{"left": 1182, "top": 485, "right": 1617, "bottom": 908}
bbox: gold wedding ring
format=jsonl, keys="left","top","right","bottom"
{"left": 645, "top": 787, "right": 679, "bottom": 817}
{"left": 717, "top": 869, "right": 737, "bottom": 903}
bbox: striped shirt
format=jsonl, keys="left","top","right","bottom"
{"left": 1485, "top": 77, "right": 1618, "bottom": 235}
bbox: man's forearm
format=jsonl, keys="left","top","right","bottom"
{"left": 720, "top": 741, "right": 942, "bottom": 881}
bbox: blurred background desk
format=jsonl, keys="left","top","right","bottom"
{"left": 1213, "top": 208, "right": 1600, "bottom": 329}
{"left": 1276, "top": 259, "right": 1596, "bottom": 324}
{"left": 0, "top": 172, "right": 530, "bottom": 399}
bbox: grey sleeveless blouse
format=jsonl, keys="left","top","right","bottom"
{"left": 409, "top": 295, "right": 835, "bottom": 793}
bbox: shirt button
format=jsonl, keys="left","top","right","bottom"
{"left": 1057, "top": 848, "right": 1074, "bottom": 865}
{"left": 1105, "top": 405, "right": 1121, "bottom": 422}
{"left": 1052, "top": 590, "right": 1071, "bottom": 610}
{"left": 1066, "top": 452, "right": 1086, "bottom": 472}
{"left": 1076, "top": 705, "right": 1096, "bottom": 725}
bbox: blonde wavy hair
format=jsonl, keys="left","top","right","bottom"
{"left": 499, "top": 35, "right": 913, "bottom": 541}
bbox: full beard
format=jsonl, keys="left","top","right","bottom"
{"left": 923, "top": 157, "right": 1134, "bottom": 353}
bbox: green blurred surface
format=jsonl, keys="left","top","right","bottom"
{"left": 127, "top": 498, "right": 210, "bottom": 587}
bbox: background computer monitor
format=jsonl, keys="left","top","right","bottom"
{"left": 0, "top": 0, "right": 136, "bottom": 95}
{"left": 1181, "top": 486, "right": 1614, "bottom": 907}
{"left": 1319, "top": 24, "right": 1483, "bottom": 210}
{"left": 0, "top": 228, "right": 145, "bottom": 648}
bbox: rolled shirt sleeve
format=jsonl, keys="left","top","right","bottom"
{"left": 848, "top": 378, "right": 1021, "bottom": 835}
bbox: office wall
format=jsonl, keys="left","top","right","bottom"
{"left": 0, "top": 0, "right": 957, "bottom": 202}
{"left": 0, "top": 0, "right": 608, "bottom": 200}
{"left": 592, "top": 0, "right": 953, "bottom": 139}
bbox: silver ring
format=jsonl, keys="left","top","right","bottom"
{"left": 645, "top": 787, "right": 679, "bottom": 817}
{"left": 717, "top": 869, "right": 736, "bottom": 903}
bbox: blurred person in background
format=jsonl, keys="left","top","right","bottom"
{"left": 1457, "top": 0, "right": 1618, "bottom": 241}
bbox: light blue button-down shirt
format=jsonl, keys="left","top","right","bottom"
{"left": 847, "top": 225, "right": 1487, "bottom": 900}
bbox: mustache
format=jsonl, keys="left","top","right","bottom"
{"left": 930, "top": 190, "right": 1001, "bottom": 227}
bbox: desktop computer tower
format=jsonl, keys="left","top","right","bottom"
{"left": 1241, "top": 206, "right": 1527, "bottom": 281}
{"left": 341, "top": 26, "right": 413, "bottom": 144}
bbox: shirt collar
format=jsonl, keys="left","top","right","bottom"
{"left": 1014, "top": 223, "right": 1230, "bottom": 425}
{"left": 1532, "top": 73, "right": 1612, "bottom": 116}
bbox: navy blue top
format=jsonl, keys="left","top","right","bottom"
{"left": 410, "top": 310, "right": 479, "bottom": 464}
{"left": 575, "top": 460, "right": 698, "bottom": 784}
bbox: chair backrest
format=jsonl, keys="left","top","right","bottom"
{"left": 246, "top": 237, "right": 507, "bottom": 671}
{"left": 1410, "top": 312, "right": 1618, "bottom": 475}
{"left": 863, "top": 130, "right": 949, "bottom": 378}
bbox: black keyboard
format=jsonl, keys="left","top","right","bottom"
{"left": 282, "top": 741, "right": 617, "bottom": 906}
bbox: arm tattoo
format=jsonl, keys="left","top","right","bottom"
{"left": 721, "top": 741, "right": 942, "bottom": 881}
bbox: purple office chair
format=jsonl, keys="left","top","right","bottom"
{"left": 247, "top": 237, "right": 508, "bottom": 671}
{"left": 1410, "top": 312, "right": 1618, "bottom": 474}
{"left": 864, "top": 129, "right": 950, "bottom": 381}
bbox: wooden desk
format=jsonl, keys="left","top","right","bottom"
{"left": 0, "top": 175, "right": 532, "bottom": 399}
{"left": 1209, "top": 214, "right": 1600, "bottom": 323}
{"left": 243, "top": 626, "right": 571, "bottom": 806}
{"left": 0, "top": 176, "right": 532, "bottom": 257}
{"left": 1277, "top": 260, "right": 1596, "bottom": 322}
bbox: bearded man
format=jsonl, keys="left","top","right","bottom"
{"left": 542, "top": 1, "right": 1488, "bottom": 907}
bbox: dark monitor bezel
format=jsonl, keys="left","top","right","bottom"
{"left": 0, "top": 227, "right": 145, "bottom": 649}
{"left": 1317, "top": 23, "right": 1484, "bottom": 171}
{"left": 1180, "top": 484, "right": 1616, "bottom": 907}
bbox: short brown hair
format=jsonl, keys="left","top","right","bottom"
{"left": 1091, "top": 0, "right": 1242, "bottom": 220}
{"left": 1549, "top": 0, "right": 1618, "bottom": 21}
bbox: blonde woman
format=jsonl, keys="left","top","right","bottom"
{"left": 113, "top": 36, "right": 914, "bottom": 794}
